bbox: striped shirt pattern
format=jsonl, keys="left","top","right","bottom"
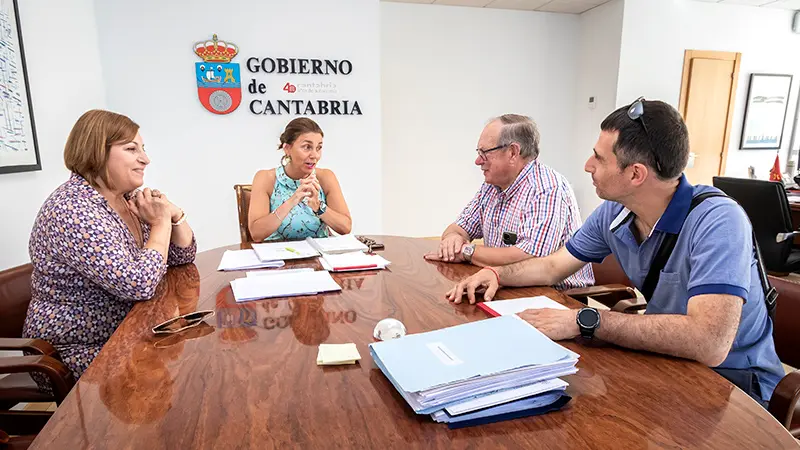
{"left": 455, "top": 159, "right": 594, "bottom": 289}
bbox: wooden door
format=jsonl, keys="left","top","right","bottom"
{"left": 679, "top": 50, "right": 741, "bottom": 184}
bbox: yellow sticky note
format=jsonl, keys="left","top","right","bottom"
{"left": 317, "top": 343, "right": 361, "bottom": 365}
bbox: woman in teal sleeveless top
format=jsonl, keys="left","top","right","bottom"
{"left": 247, "top": 118, "right": 353, "bottom": 242}
{"left": 267, "top": 165, "right": 328, "bottom": 240}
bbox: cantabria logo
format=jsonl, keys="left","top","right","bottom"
{"left": 194, "top": 34, "right": 241, "bottom": 115}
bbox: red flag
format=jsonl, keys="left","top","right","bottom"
{"left": 770, "top": 153, "right": 782, "bottom": 182}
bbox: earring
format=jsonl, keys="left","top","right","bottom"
{"left": 281, "top": 155, "right": 291, "bottom": 166}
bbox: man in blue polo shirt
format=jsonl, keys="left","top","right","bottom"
{"left": 445, "top": 99, "right": 784, "bottom": 405}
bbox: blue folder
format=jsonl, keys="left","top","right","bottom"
{"left": 369, "top": 315, "right": 576, "bottom": 393}
{"left": 443, "top": 393, "right": 572, "bottom": 429}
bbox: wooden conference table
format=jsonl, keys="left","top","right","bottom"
{"left": 29, "top": 237, "right": 798, "bottom": 449}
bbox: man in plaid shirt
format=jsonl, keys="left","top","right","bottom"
{"left": 424, "top": 114, "right": 593, "bottom": 289}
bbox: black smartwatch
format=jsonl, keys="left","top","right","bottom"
{"left": 576, "top": 307, "right": 601, "bottom": 339}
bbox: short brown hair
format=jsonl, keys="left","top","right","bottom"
{"left": 64, "top": 109, "right": 139, "bottom": 187}
{"left": 277, "top": 117, "right": 323, "bottom": 150}
{"left": 601, "top": 100, "right": 689, "bottom": 180}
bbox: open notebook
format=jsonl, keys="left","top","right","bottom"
{"left": 251, "top": 241, "right": 319, "bottom": 261}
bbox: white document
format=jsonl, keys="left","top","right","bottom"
{"left": 217, "top": 249, "right": 285, "bottom": 271}
{"left": 306, "top": 235, "right": 368, "bottom": 255}
{"left": 246, "top": 268, "right": 315, "bottom": 277}
{"left": 318, "top": 251, "right": 391, "bottom": 272}
{"left": 230, "top": 270, "right": 341, "bottom": 302}
{"left": 444, "top": 378, "right": 568, "bottom": 415}
{"left": 483, "top": 296, "right": 568, "bottom": 316}
{"left": 251, "top": 241, "right": 319, "bottom": 261}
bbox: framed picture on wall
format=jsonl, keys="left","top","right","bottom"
{"left": 740, "top": 73, "right": 793, "bottom": 150}
{"left": 0, "top": 0, "right": 40, "bottom": 174}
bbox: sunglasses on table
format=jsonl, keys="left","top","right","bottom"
{"left": 356, "top": 235, "right": 384, "bottom": 253}
{"left": 627, "top": 97, "right": 663, "bottom": 174}
{"left": 152, "top": 310, "right": 216, "bottom": 335}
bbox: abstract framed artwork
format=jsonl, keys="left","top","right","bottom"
{"left": 740, "top": 73, "right": 793, "bottom": 150}
{"left": 0, "top": 0, "right": 40, "bottom": 174}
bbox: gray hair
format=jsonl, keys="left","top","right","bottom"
{"left": 492, "top": 114, "right": 540, "bottom": 159}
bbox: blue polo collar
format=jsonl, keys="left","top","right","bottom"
{"left": 654, "top": 174, "right": 693, "bottom": 234}
{"left": 608, "top": 174, "right": 693, "bottom": 236}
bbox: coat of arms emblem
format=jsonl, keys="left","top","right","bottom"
{"left": 194, "top": 34, "right": 241, "bottom": 115}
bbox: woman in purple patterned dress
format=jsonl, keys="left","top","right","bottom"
{"left": 22, "top": 110, "right": 197, "bottom": 391}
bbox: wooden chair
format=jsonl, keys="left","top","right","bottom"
{"left": 233, "top": 184, "right": 253, "bottom": 244}
{"left": 564, "top": 255, "right": 643, "bottom": 313}
{"left": 0, "top": 428, "right": 36, "bottom": 450}
{"left": 0, "top": 264, "right": 75, "bottom": 436}
{"left": 765, "top": 275, "right": 800, "bottom": 438}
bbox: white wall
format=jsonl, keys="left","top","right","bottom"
{"left": 573, "top": 0, "right": 624, "bottom": 216}
{"left": 92, "top": 0, "right": 381, "bottom": 253}
{"left": 381, "top": 3, "right": 582, "bottom": 236}
{"left": 0, "top": 0, "right": 107, "bottom": 269}
{"left": 617, "top": 0, "right": 800, "bottom": 180}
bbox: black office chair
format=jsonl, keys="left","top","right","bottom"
{"left": 713, "top": 177, "right": 800, "bottom": 275}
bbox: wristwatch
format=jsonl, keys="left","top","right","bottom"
{"left": 315, "top": 200, "right": 327, "bottom": 216}
{"left": 461, "top": 243, "right": 476, "bottom": 262}
{"left": 576, "top": 307, "right": 601, "bottom": 339}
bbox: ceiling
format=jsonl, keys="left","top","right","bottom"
{"left": 693, "top": 0, "right": 800, "bottom": 8}
{"left": 381, "top": 0, "right": 800, "bottom": 14}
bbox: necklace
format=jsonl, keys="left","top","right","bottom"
{"left": 123, "top": 201, "right": 143, "bottom": 248}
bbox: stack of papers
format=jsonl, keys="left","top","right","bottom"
{"left": 306, "top": 235, "right": 368, "bottom": 254}
{"left": 230, "top": 270, "right": 341, "bottom": 302}
{"left": 369, "top": 315, "right": 578, "bottom": 427}
{"left": 217, "top": 249, "right": 285, "bottom": 271}
{"left": 319, "top": 251, "right": 391, "bottom": 272}
{"left": 317, "top": 343, "right": 361, "bottom": 365}
{"left": 477, "top": 296, "right": 568, "bottom": 317}
{"left": 252, "top": 241, "right": 319, "bottom": 261}
{"left": 246, "top": 268, "right": 314, "bottom": 277}
{"left": 431, "top": 390, "right": 571, "bottom": 429}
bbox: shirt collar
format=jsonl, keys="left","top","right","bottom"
{"left": 494, "top": 159, "right": 536, "bottom": 197}
{"left": 608, "top": 174, "right": 692, "bottom": 237}
{"left": 654, "top": 174, "right": 693, "bottom": 234}
{"left": 69, "top": 172, "right": 106, "bottom": 204}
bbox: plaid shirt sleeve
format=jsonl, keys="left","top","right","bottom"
{"left": 515, "top": 185, "right": 570, "bottom": 256}
{"left": 454, "top": 187, "right": 484, "bottom": 240}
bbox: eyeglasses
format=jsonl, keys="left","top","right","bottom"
{"left": 152, "top": 310, "right": 215, "bottom": 335}
{"left": 627, "top": 97, "right": 662, "bottom": 174}
{"left": 475, "top": 143, "right": 510, "bottom": 160}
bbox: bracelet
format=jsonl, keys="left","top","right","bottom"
{"left": 172, "top": 210, "right": 187, "bottom": 226}
{"left": 272, "top": 209, "right": 284, "bottom": 221}
{"left": 482, "top": 266, "right": 501, "bottom": 285}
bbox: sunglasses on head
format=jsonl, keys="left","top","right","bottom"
{"left": 152, "top": 310, "right": 215, "bottom": 335}
{"left": 627, "top": 97, "right": 662, "bottom": 174}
